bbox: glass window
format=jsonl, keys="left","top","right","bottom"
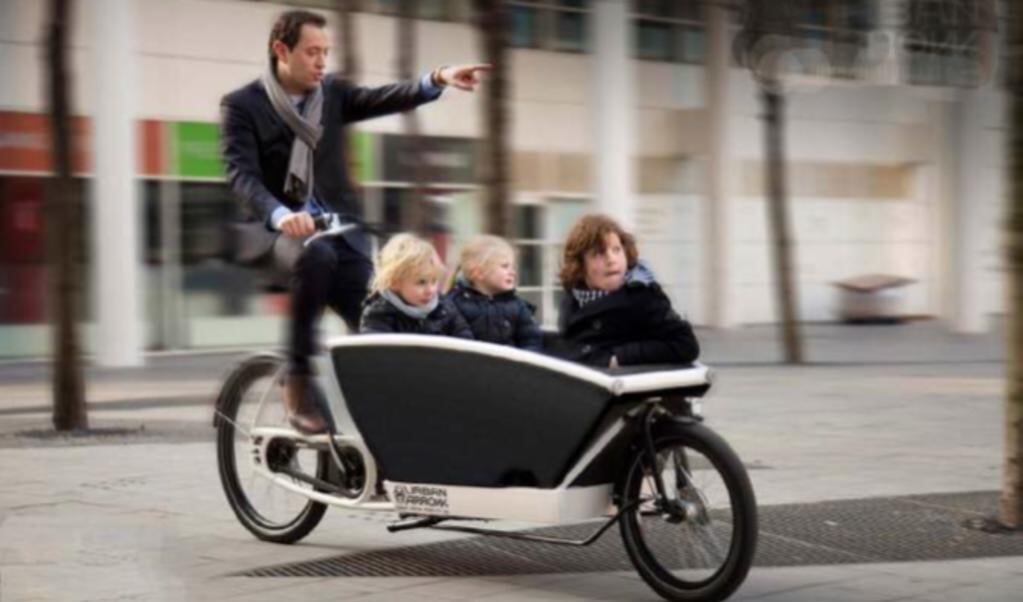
{"left": 181, "top": 182, "right": 235, "bottom": 266}
{"left": 418, "top": 0, "right": 449, "bottom": 20}
{"left": 180, "top": 182, "right": 257, "bottom": 318}
{"left": 382, "top": 187, "right": 408, "bottom": 232}
{"left": 368, "top": 0, "right": 399, "bottom": 14}
{"left": 902, "top": 0, "right": 989, "bottom": 87}
{"left": 505, "top": 0, "right": 588, "bottom": 53}
{"left": 514, "top": 204, "right": 542, "bottom": 239}
{"left": 143, "top": 180, "right": 162, "bottom": 265}
{"left": 0, "top": 176, "right": 63, "bottom": 327}
{"left": 634, "top": 0, "right": 672, "bottom": 18}
{"left": 632, "top": 0, "right": 705, "bottom": 64}
{"left": 797, "top": 0, "right": 829, "bottom": 27}
{"left": 675, "top": 0, "right": 702, "bottom": 21}
{"left": 517, "top": 244, "right": 542, "bottom": 287}
{"left": 637, "top": 20, "right": 672, "bottom": 61}
{"left": 379, "top": 187, "right": 463, "bottom": 235}
{"left": 509, "top": 5, "right": 540, "bottom": 48}
{"left": 554, "top": 9, "right": 586, "bottom": 52}
{"left": 276, "top": 0, "right": 338, "bottom": 8}
{"left": 676, "top": 25, "right": 705, "bottom": 63}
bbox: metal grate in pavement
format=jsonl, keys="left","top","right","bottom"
{"left": 236, "top": 490, "right": 1023, "bottom": 577}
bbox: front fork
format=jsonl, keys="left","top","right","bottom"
{"left": 635, "top": 399, "right": 702, "bottom": 522}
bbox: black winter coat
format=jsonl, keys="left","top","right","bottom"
{"left": 445, "top": 282, "right": 543, "bottom": 351}
{"left": 360, "top": 294, "right": 474, "bottom": 338}
{"left": 557, "top": 268, "right": 699, "bottom": 368}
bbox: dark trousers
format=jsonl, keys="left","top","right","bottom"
{"left": 272, "top": 235, "right": 372, "bottom": 376}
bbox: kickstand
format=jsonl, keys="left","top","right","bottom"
{"left": 387, "top": 516, "right": 447, "bottom": 533}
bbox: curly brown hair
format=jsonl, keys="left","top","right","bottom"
{"left": 559, "top": 214, "right": 639, "bottom": 289}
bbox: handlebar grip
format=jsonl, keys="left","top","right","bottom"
{"left": 312, "top": 215, "right": 331, "bottom": 231}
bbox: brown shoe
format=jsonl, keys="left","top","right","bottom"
{"left": 284, "top": 375, "right": 327, "bottom": 435}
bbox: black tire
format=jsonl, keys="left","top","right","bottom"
{"left": 619, "top": 420, "right": 757, "bottom": 602}
{"left": 215, "top": 354, "right": 327, "bottom": 544}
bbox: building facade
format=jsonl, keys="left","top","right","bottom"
{"left": 0, "top": 0, "right": 1007, "bottom": 359}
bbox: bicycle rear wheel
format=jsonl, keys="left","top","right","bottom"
{"left": 215, "top": 354, "right": 327, "bottom": 543}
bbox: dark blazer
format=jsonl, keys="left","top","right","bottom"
{"left": 446, "top": 281, "right": 543, "bottom": 351}
{"left": 360, "top": 294, "right": 474, "bottom": 339}
{"left": 558, "top": 268, "right": 700, "bottom": 368}
{"left": 220, "top": 75, "right": 438, "bottom": 254}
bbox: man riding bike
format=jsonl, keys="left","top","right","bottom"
{"left": 220, "top": 9, "right": 488, "bottom": 433}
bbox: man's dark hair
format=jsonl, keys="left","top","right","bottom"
{"left": 268, "top": 10, "right": 327, "bottom": 73}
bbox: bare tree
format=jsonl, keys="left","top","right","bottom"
{"left": 1001, "top": 0, "right": 1023, "bottom": 530}
{"left": 397, "top": 0, "right": 430, "bottom": 233}
{"left": 474, "top": 0, "right": 511, "bottom": 237}
{"left": 735, "top": 0, "right": 804, "bottom": 363}
{"left": 335, "top": 0, "right": 365, "bottom": 203}
{"left": 45, "top": 0, "right": 87, "bottom": 430}
{"left": 335, "top": 0, "right": 360, "bottom": 81}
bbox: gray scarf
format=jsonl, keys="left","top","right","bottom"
{"left": 261, "top": 69, "right": 324, "bottom": 202}
{"left": 381, "top": 290, "right": 440, "bottom": 320}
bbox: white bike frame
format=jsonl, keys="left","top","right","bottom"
{"left": 243, "top": 336, "right": 712, "bottom": 524}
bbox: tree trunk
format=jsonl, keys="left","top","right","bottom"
{"left": 46, "top": 0, "right": 87, "bottom": 430}
{"left": 1000, "top": 0, "right": 1023, "bottom": 529}
{"left": 398, "top": 0, "right": 429, "bottom": 234}
{"left": 761, "top": 87, "right": 804, "bottom": 364}
{"left": 335, "top": 0, "right": 359, "bottom": 81}
{"left": 336, "top": 0, "right": 365, "bottom": 202}
{"left": 475, "top": 0, "right": 510, "bottom": 237}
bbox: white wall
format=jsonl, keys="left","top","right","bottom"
{"left": 635, "top": 194, "right": 704, "bottom": 324}
{"left": 721, "top": 70, "right": 999, "bottom": 324}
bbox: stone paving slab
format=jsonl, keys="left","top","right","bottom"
{"left": 0, "top": 321, "right": 1018, "bottom": 601}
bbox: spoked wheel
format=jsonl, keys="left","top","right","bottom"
{"left": 619, "top": 421, "right": 757, "bottom": 602}
{"left": 215, "top": 354, "right": 328, "bottom": 543}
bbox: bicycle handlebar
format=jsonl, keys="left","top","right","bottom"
{"left": 305, "top": 213, "right": 384, "bottom": 248}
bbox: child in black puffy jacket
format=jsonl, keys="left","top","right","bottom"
{"left": 446, "top": 235, "right": 542, "bottom": 351}
{"left": 557, "top": 214, "right": 699, "bottom": 368}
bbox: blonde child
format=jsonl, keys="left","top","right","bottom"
{"left": 446, "top": 235, "right": 542, "bottom": 351}
{"left": 360, "top": 233, "right": 472, "bottom": 337}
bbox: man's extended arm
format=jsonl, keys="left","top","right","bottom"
{"left": 337, "top": 75, "right": 442, "bottom": 123}
{"left": 339, "top": 64, "right": 490, "bottom": 122}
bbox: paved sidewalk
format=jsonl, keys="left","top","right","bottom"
{"left": 0, "top": 320, "right": 1006, "bottom": 417}
{"left": 1, "top": 320, "right": 1020, "bottom": 601}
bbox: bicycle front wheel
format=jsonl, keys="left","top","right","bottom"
{"left": 619, "top": 421, "right": 757, "bottom": 602}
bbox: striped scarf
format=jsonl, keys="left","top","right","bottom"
{"left": 571, "top": 288, "right": 610, "bottom": 307}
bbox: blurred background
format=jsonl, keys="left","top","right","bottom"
{"left": 0, "top": 0, "right": 1010, "bottom": 363}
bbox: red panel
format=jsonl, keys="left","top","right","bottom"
{"left": 0, "top": 266, "right": 48, "bottom": 324}
{"left": 0, "top": 177, "right": 46, "bottom": 264}
{"left": 138, "top": 119, "right": 165, "bottom": 176}
{"left": 0, "top": 111, "right": 91, "bottom": 173}
{"left": 0, "top": 112, "right": 50, "bottom": 172}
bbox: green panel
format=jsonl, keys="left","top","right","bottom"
{"left": 173, "top": 121, "right": 225, "bottom": 179}
{"left": 351, "top": 130, "right": 376, "bottom": 182}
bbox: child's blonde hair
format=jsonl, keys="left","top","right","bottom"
{"left": 371, "top": 233, "right": 445, "bottom": 293}
{"left": 459, "top": 234, "right": 515, "bottom": 283}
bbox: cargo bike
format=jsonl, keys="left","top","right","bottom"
{"left": 215, "top": 331, "right": 758, "bottom": 602}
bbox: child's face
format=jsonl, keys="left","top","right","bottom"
{"left": 474, "top": 252, "right": 517, "bottom": 296}
{"left": 583, "top": 232, "right": 627, "bottom": 292}
{"left": 394, "top": 269, "right": 440, "bottom": 308}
